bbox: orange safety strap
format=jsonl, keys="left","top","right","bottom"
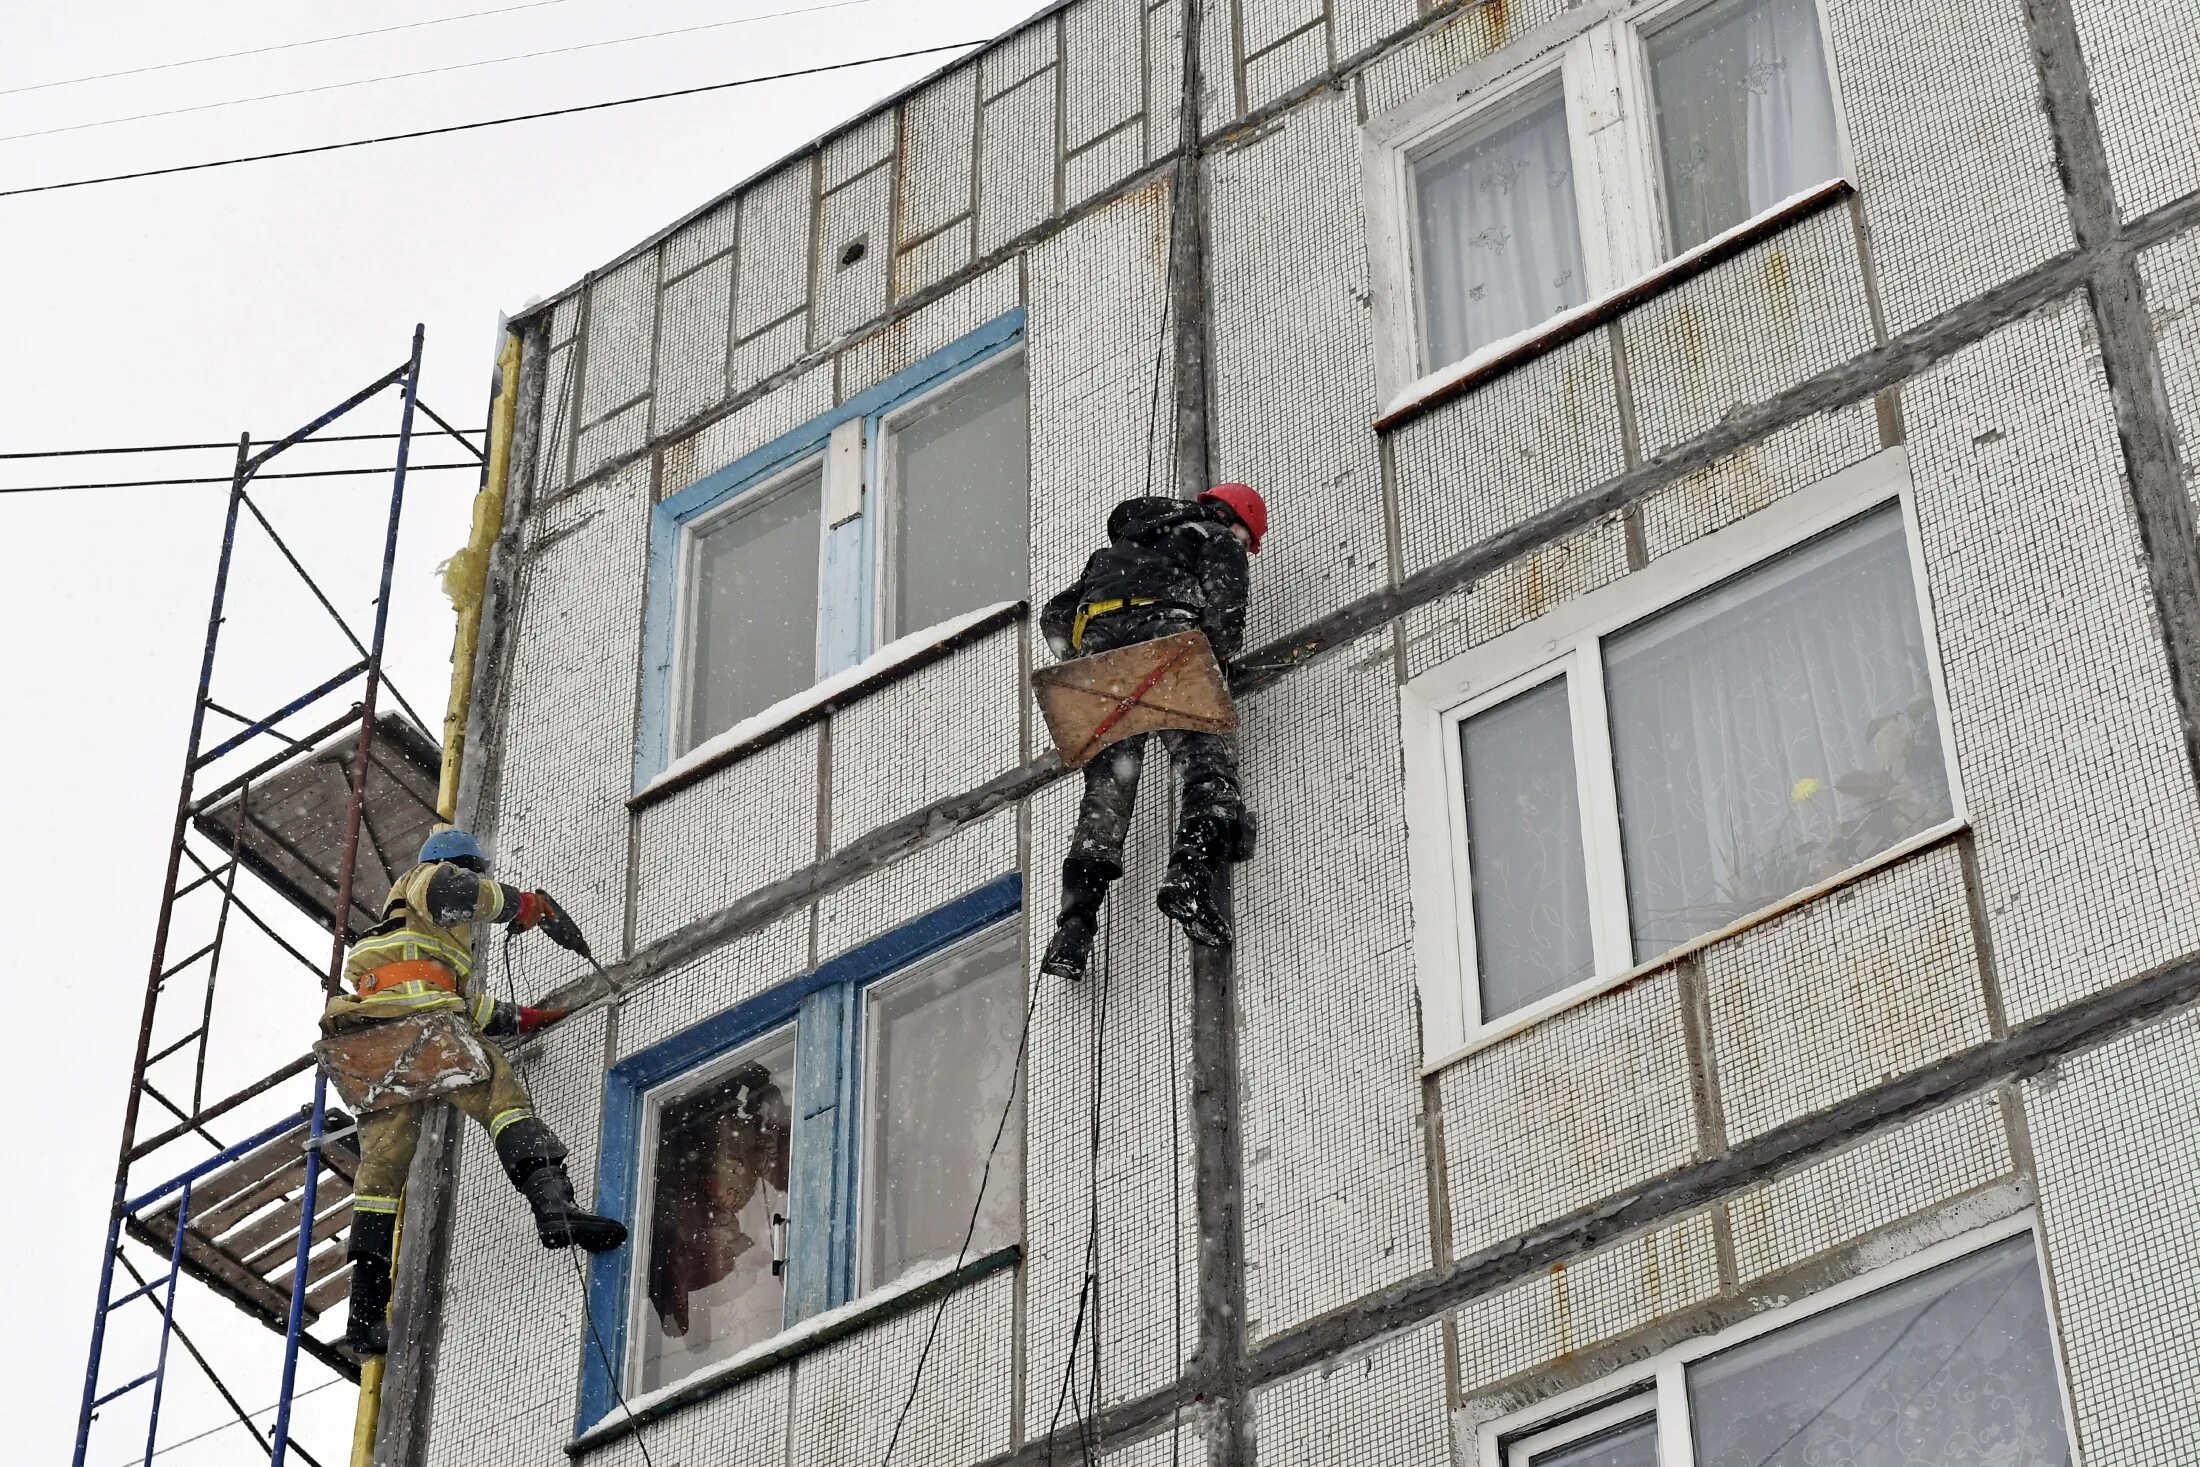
{"left": 354, "top": 959, "right": 460, "bottom": 999}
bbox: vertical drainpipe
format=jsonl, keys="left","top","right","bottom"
{"left": 349, "top": 324, "right": 524, "bottom": 1467}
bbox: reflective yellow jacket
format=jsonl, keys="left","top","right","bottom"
{"left": 324, "top": 861, "right": 523, "bottom": 1032}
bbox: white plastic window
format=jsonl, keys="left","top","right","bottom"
{"left": 1364, "top": 0, "right": 1850, "bottom": 395}
{"left": 631, "top": 1029, "right": 796, "bottom": 1396}
{"left": 1411, "top": 85, "right": 1588, "bottom": 365}
{"left": 1403, "top": 455, "right": 1962, "bottom": 1056}
{"left": 1483, "top": 1229, "right": 2076, "bottom": 1466}
{"left": 859, "top": 924, "right": 1025, "bottom": 1291}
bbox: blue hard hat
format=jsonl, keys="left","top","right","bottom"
{"left": 418, "top": 825, "right": 486, "bottom": 867}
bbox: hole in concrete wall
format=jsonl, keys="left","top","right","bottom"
{"left": 839, "top": 236, "right": 869, "bottom": 269}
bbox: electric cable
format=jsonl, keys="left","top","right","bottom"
{"left": 0, "top": 0, "right": 889, "bottom": 145}
{"left": 877, "top": 976, "right": 1044, "bottom": 1466}
{"left": 1, "top": 463, "right": 482, "bottom": 494}
{"left": 106, "top": 1377, "right": 347, "bottom": 1466}
{"left": 1, "top": 428, "right": 483, "bottom": 460}
{"left": 0, "top": 43, "right": 985, "bottom": 199}
{"left": 500, "top": 932, "right": 662, "bottom": 1467}
{"left": 0, "top": 1, "right": 582, "bottom": 98}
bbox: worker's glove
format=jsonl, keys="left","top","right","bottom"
{"left": 516, "top": 1005, "right": 569, "bottom": 1036}
{"left": 530, "top": 891, "right": 593, "bottom": 958}
{"left": 514, "top": 891, "right": 550, "bottom": 930}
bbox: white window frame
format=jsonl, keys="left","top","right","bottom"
{"left": 870, "top": 348, "right": 1029, "bottom": 651}
{"left": 1362, "top": 0, "right": 1854, "bottom": 401}
{"left": 1401, "top": 448, "right": 1965, "bottom": 1065}
{"left": 852, "top": 920, "right": 1025, "bottom": 1296}
{"left": 625, "top": 1020, "right": 800, "bottom": 1398}
{"left": 1475, "top": 1215, "right": 2081, "bottom": 1467}
{"left": 666, "top": 452, "right": 831, "bottom": 757}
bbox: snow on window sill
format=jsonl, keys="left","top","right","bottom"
{"left": 1419, "top": 816, "right": 1968, "bottom": 1078}
{"left": 1375, "top": 178, "right": 1855, "bottom": 434}
{"left": 568, "top": 1243, "right": 1021, "bottom": 1455}
{"left": 632, "top": 599, "right": 1027, "bottom": 809}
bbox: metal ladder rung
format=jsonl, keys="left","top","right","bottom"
{"left": 92, "top": 1369, "right": 159, "bottom": 1409}
{"left": 105, "top": 1274, "right": 174, "bottom": 1312}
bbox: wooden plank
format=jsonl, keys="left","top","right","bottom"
{"left": 305, "top": 1260, "right": 355, "bottom": 1316}
{"left": 195, "top": 1158, "right": 306, "bottom": 1239}
{"left": 152, "top": 1128, "right": 299, "bottom": 1218}
{"left": 246, "top": 1196, "right": 352, "bottom": 1277}
{"left": 222, "top": 1170, "right": 351, "bottom": 1264}
{"left": 271, "top": 1234, "right": 352, "bottom": 1297}
{"left": 1032, "top": 629, "right": 1238, "bottom": 768}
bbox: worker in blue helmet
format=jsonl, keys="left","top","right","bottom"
{"left": 324, "top": 823, "right": 626, "bottom": 1355}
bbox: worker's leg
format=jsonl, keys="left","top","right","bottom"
{"left": 344, "top": 1103, "right": 422, "bottom": 1354}
{"left": 1155, "top": 730, "right": 1245, "bottom": 947}
{"left": 448, "top": 1039, "right": 629, "bottom": 1254}
{"left": 1044, "top": 735, "right": 1146, "bottom": 979}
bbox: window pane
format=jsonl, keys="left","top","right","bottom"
{"left": 1414, "top": 88, "right": 1587, "bottom": 369}
{"left": 1530, "top": 1417, "right": 1659, "bottom": 1467}
{"left": 683, "top": 464, "right": 823, "bottom": 750}
{"left": 636, "top": 1033, "right": 796, "bottom": 1394}
{"left": 1603, "top": 506, "right": 1952, "bottom": 960}
{"left": 1648, "top": 0, "right": 1843, "bottom": 252}
{"left": 862, "top": 925, "right": 1025, "bottom": 1291}
{"left": 1689, "top": 1236, "right": 2073, "bottom": 1466}
{"left": 1460, "top": 677, "right": 1595, "bottom": 1019}
{"left": 889, "top": 356, "right": 1030, "bottom": 637}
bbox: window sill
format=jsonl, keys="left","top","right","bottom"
{"left": 632, "top": 599, "right": 1027, "bottom": 809}
{"left": 1419, "top": 817, "right": 1969, "bottom": 1078}
{"left": 1374, "top": 177, "right": 1855, "bottom": 435}
{"left": 567, "top": 1243, "right": 1021, "bottom": 1454}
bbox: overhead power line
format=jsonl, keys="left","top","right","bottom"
{"left": 3, "top": 463, "right": 483, "bottom": 495}
{"left": 0, "top": 0, "right": 582, "bottom": 98}
{"left": 0, "top": 428, "right": 484, "bottom": 461}
{"left": 0, "top": 0, "right": 884, "bottom": 145}
{"left": 0, "top": 42, "right": 984, "bottom": 200}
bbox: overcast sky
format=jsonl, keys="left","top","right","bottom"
{"left": 1, "top": 2, "right": 1040, "bottom": 1459}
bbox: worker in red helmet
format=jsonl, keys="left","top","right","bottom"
{"left": 1037, "top": 483, "right": 1267, "bottom": 978}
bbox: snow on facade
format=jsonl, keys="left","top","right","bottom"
{"left": 388, "top": 0, "right": 2200, "bottom": 1463}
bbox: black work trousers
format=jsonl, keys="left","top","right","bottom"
{"left": 1065, "top": 605, "right": 1243, "bottom": 875}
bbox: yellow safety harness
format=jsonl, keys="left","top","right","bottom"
{"left": 1071, "top": 596, "right": 1158, "bottom": 651}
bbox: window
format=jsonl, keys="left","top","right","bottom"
{"left": 584, "top": 879, "right": 1024, "bottom": 1421}
{"left": 639, "top": 312, "right": 1028, "bottom": 784}
{"left": 1484, "top": 1229, "right": 2076, "bottom": 1466}
{"left": 1411, "top": 85, "right": 1588, "bottom": 365}
{"left": 1403, "top": 456, "right": 1960, "bottom": 1053}
{"left": 1366, "top": 0, "right": 1848, "bottom": 391}
{"left": 879, "top": 354, "right": 1030, "bottom": 643}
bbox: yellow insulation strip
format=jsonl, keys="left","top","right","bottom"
{"left": 351, "top": 327, "right": 522, "bottom": 1467}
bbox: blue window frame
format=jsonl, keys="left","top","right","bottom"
{"left": 636, "top": 310, "right": 1029, "bottom": 790}
{"left": 580, "top": 875, "right": 1024, "bottom": 1428}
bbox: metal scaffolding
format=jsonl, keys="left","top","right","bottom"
{"left": 73, "top": 327, "right": 476, "bottom": 1467}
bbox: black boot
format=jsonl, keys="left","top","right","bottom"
{"left": 1156, "top": 818, "right": 1233, "bottom": 947}
{"left": 1042, "top": 857, "right": 1117, "bottom": 981}
{"left": 344, "top": 1209, "right": 396, "bottom": 1356}
{"left": 495, "top": 1117, "right": 629, "bottom": 1253}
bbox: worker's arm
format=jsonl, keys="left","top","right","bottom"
{"left": 478, "top": 997, "right": 568, "bottom": 1037}
{"left": 1040, "top": 575, "right": 1088, "bottom": 659}
{"left": 1193, "top": 520, "right": 1251, "bottom": 661}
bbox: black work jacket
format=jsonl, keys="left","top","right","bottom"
{"left": 1040, "top": 497, "right": 1251, "bottom": 660}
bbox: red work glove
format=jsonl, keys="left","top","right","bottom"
{"left": 517, "top": 1005, "right": 569, "bottom": 1036}
{"left": 514, "top": 891, "right": 549, "bottom": 929}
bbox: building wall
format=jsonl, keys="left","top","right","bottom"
{"left": 416, "top": 0, "right": 2200, "bottom": 1463}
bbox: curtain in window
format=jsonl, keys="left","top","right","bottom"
{"left": 1414, "top": 89, "right": 1588, "bottom": 369}
{"left": 1460, "top": 676, "right": 1596, "bottom": 1020}
{"left": 1602, "top": 507, "right": 1952, "bottom": 960}
{"left": 1647, "top": 0, "right": 1842, "bottom": 252}
{"left": 639, "top": 1043, "right": 794, "bottom": 1392}
{"left": 1689, "top": 1236, "right": 2072, "bottom": 1465}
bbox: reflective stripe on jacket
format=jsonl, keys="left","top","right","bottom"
{"left": 342, "top": 861, "right": 516, "bottom": 991}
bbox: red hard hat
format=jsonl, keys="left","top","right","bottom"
{"left": 1198, "top": 482, "right": 1267, "bottom": 552}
